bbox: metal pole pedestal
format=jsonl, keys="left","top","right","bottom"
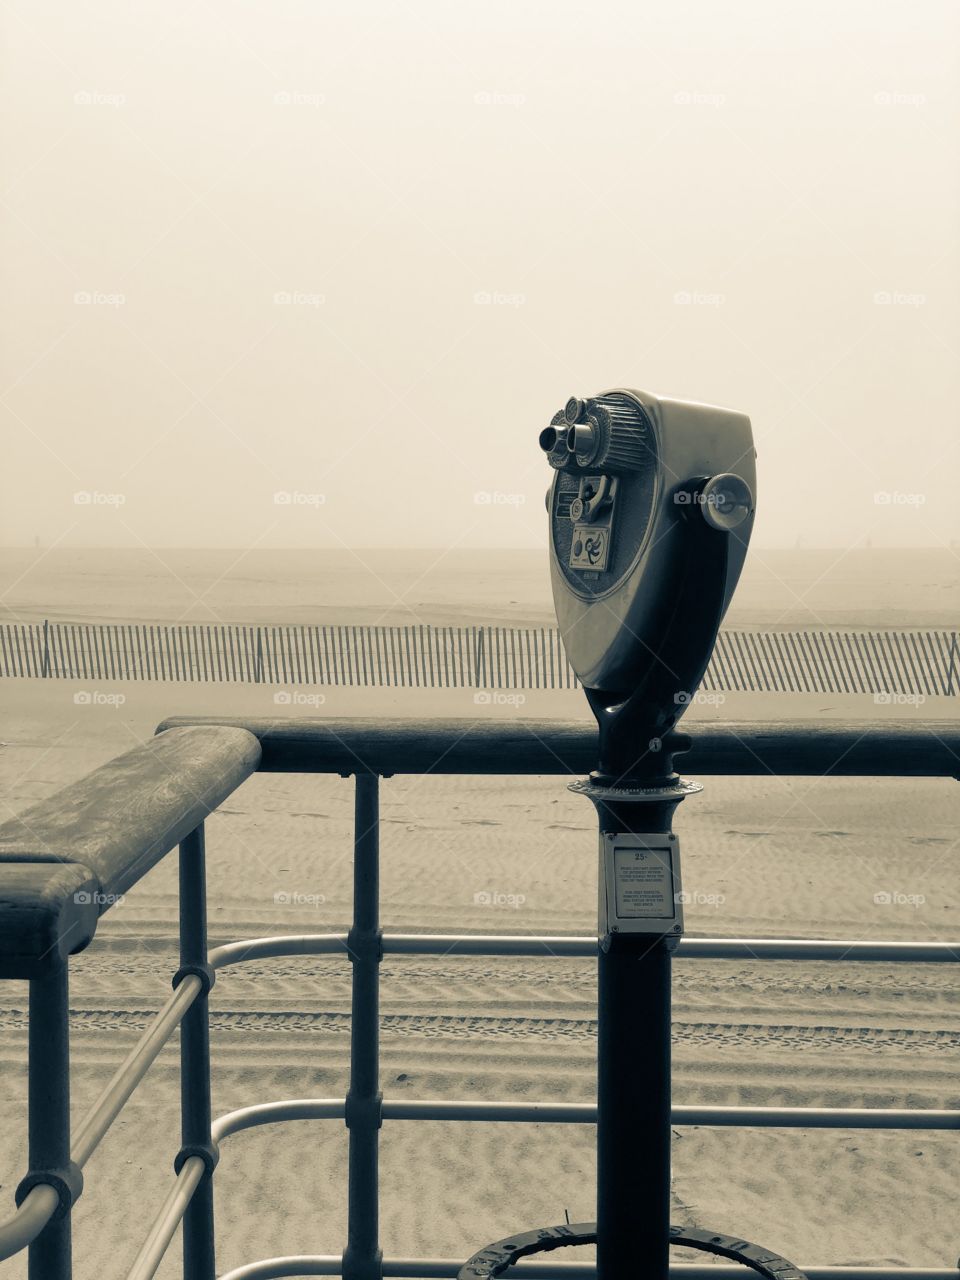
{"left": 457, "top": 773, "right": 808, "bottom": 1280}
{"left": 581, "top": 778, "right": 692, "bottom": 1280}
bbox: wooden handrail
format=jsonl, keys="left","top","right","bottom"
{"left": 0, "top": 726, "right": 260, "bottom": 976}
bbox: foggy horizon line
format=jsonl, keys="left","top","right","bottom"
{"left": 1, "top": 543, "right": 958, "bottom": 554}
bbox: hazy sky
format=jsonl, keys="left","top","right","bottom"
{"left": 2, "top": 0, "right": 958, "bottom": 551}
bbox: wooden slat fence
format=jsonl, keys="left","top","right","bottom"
{"left": 0, "top": 623, "right": 956, "bottom": 695}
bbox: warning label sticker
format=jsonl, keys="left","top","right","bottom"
{"left": 613, "top": 845, "right": 676, "bottom": 920}
{"left": 569, "top": 523, "right": 611, "bottom": 572}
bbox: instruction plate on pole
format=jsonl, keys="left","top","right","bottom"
{"left": 600, "top": 832, "right": 683, "bottom": 941}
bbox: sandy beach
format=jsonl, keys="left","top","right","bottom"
{"left": 2, "top": 546, "right": 960, "bottom": 629}
{"left": 0, "top": 667, "right": 957, "bottom": 1278}
{"left": 0, "top": 547, "right": 956, "bottom": 1276}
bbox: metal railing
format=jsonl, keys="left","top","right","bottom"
{"left": 0, "top": 717, "right": 958, "bottom": 1280}
{"left": 2, "top": 621, "right": 958, "bottom": 694}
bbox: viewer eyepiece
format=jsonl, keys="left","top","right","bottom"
{"left": 538, "top": 425, "right": 560, "bottom": 453}
{"left": 567, "top": 422, "right": 598, "bottom": 463}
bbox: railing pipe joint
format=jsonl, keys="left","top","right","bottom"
{"left": 174, "top": 1141, "right": 220, "bottom": 1180}
{"left": 15, "top": 1162, "right": 83, "bottom": 1222}
{"left": 346, "top": 926, "right": 384, "bottom": 965}
{"left": 344, "top": 1093, "right": 384, "bottom": 1133}
{"left": 173, "top": 962, "right": 216, "bottom": 997}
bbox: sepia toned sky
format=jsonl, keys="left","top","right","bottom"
{"left": 2, "top": 0, "right": 958, "bottom": 551}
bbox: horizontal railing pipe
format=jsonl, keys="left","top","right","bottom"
{"left": 209, "top": 933, "right": 350, "bottom": 969}
{"left": 385, "top": 933, "right": 595, "bottom": 958}
{"left": 209, "top": 1097, "right": 959, "bottom": 1135}
{"left": 386, "top": 934, "right": 960, "bottom": 964}
{"left": 676, "top": 937, "right": 960, "bottom": 963}
{"left": 216, "top": 1258, "right": 960, "bottom": 1280}
{"left": 0, "top": 1186, "right": 59, "bottom": 1263}
{"left": 212, "top": 1099, "right": 346, "bottom": 1144}
{"left": 156, "top": 717, "right": 960, "bottom": 778}
{"left": 208, "top": 932, "right": 960, "bottom": 966}
{"left": 381, "top": 1100, "right": 960, "bottom": 1130}
{"left": 672, "top": 1104, "right": 960, "bottom": 1130}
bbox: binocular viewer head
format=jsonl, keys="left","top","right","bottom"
{"left": 539, "top": 394, "right": 660, "bottom": 476}
{"left": 542, "top": 388, "right": 755, "bottom": 785}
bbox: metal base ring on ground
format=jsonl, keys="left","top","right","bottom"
{"left": 458, "top": 1221, "right": 807, "bottom": 1280}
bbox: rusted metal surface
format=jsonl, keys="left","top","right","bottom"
{"left": 458, "top": 1223, "right": 807, "bottom": 1280}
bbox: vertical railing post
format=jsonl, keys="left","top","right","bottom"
{"left": 177, "top": 824, "right": 217, "bottom": 1280}
{"left": 26, "top": 957, "right": 74, "bottom": 1280}
{"left": 342, "top": 772, "right": 383, "bottom": 1280}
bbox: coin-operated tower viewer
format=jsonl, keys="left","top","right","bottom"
{"left": 460, "top": 390, "right": 805, "bottom": 1280}
{"left": 541, "top": 388, "right": 757, "bottom": 1276}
